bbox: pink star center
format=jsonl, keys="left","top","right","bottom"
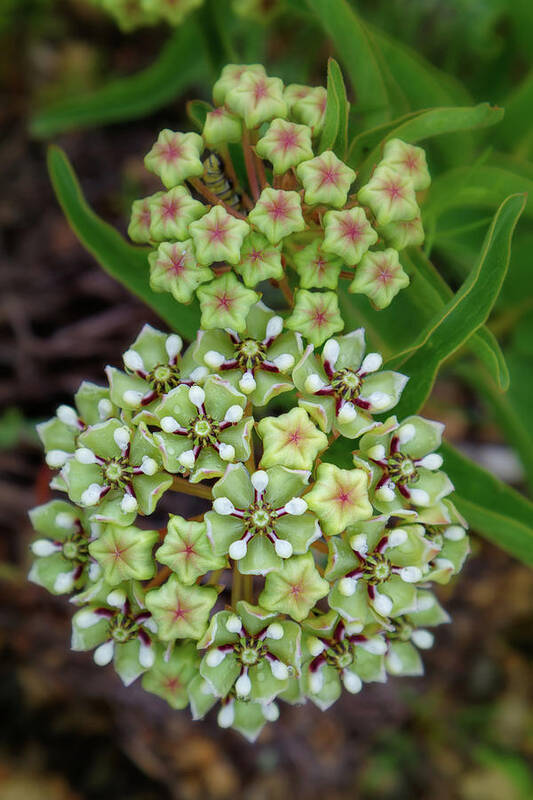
{"left": 167, "top": 251, "right": 187, "bottom": 275}
{"left": 340, "top": 220, "right": 364, "bottom": 243}
{"left": 383, "top": 181, "right": 404, "bottom": 201}
{"left": 375, "top": 262, "right": 394, "bottom": 284}
{"left": 276, "top": 129, "right": 299, "bottom": 153}
{"left": 286, "top": 428, "right": 302, "bottom": 445}
{"left": 209, "top": 222, "right": 229, "bottom": 243}
{"left": 173, "top": 604, "right": 189, "bottom": 621}
{"left": 159, "top": 142, "right": 183, "bottom": 164}
{"left": 253, "top": 79, "right": 268, "bottom": 103}
{"left": 289, "top": 582, "right": 303, "bottom": 597}
{"left": 267, "top": 197, "right": 289, "bottom": 221}
{"left": 319, "top": 165, "right": 340, "bottom": 187}
{"left": 248, "top": 248, "right": 264, "bottom": 264}
{"left": 180, "top": 542, "right": 196, "bottom": 560}
{"left": 140, "top": 207, "right": 151, "bottom": 227}
{"left": 164, "top": 677, "right": 182, "bottom": 692}
{"left": 335, "top": 488, "right": 352, "bottom": 506}
{"left": 215, "top": 292, "right": 233, "bottom": 310}
{"left": 162, "top": 199, "right": 180, "bottom": 221}
{"left": 314, "top": 257, "right": 327, "bottom": 275}
{"left": 403, "top": 155, "right": 418, "bottom": 172}
{"left": 310, "top": 306, "right": 330, "bottom": 326}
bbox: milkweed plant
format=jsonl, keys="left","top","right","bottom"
{"left": 29, "top": 63, "right": 471, "bottom": 741}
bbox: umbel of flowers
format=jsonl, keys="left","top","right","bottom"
{"left": 129, "top": 63, "right": 430, "bottom": 346}
{"left": 89, "top": 0, "right": 282, "bottom": 32}
{"left": 29, "top": 66, "right": 469, "bottom": 741}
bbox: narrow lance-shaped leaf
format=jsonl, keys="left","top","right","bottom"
{"left": 441, "top": 442, "right": 533, "bottom": 567}
{"left": 31, "top": 24, "right": 208, "bottom": 138}
{"left": 319, "top": 58, "right": 349, "bottom": 158}
{"left": 455, "top": 362, "right": 533, "bottom": 496}
{"left": 47, "top": 145, "right": 201, "bottom": 339}
{"left": 403, "top": 248, "right": 509, "bottom": 391}
{"left": 306, "top": 0, "right": 390, "bottom": 127}
{"left": 387, "top": 194, "right": 526, "bottom": 417}
{"left": 354, "top": 103, "right": 504, "bottom": 179}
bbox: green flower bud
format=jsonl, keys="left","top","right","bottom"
{"left": 322, "top": 208, "right": 378, "bottom": 266}
{"left": 226, "top": 71, "right": 287, "bottom": 128}
{"left": 88, "top": 524, "right": 159, "bottom": 586}
{"left": 296, "top": 151, "right": 356, "bottom": 208}
{"left": 156, "top": 515, "right": 227, "bottom": 584}
{"left": 291, "top": 238, "right": 343, "bottom": 289}
{"left": 142, "top": 641, "right": 199, "bottom": 710}
{"left": 213, "top": 64, "right": 266, "bottom": 106}
{"left": 259, "top": 552, "right": 329, "bottom": 621}
{"left": 148, "top": 186, "right": 207, "bottom": 242}
{"left": 144, "top": 130, "right": 204, "bottom": 188}
{"left": 286, "top": 290, "right": 344, "bottom": 347}
{"left": 248, "top": 188, "right": 306, "bottom": 244}
{"left": 349, "top": 249, "right": 409, "bottom": 309}
{"left": 305, "top": 463, "right": 373, "bottom": 535}
{"left": 255, "top": 118, "right": 314, "bottom": 175}
{"left": 202, "top": 106, "right": 243, "bottom": 148}
{"left": 382, "top": 138, "right": 431, "bottom": 191}
{"left": 257, "top": 407, "right": 328, "bottom": 470}
{"left": 145, "top": 574, "right": 218, "bottom": 640}
{"left": 149, "top": 240, "right": 213, "bottom": 304}
{"left": 197, "top": 273, "right": 260, "bottom": 332}
{"left": 358, "top": 165, "right": 419, "bottom": 226}
{"left": 235, "top": 232, "right": 283, "bottom": 287}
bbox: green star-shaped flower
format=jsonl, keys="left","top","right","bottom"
{"left": 156, "top": 515, "right": 227, "bottom": 584}
{"left": 63, "top": 418, "right": 172, "bottom": 520}
{"left": 189, "top": 205, "right": 250, "bottom": 266}
{"left": 259, "top": 552, "right": 329, "bottom": 621}
{"left": 292, "top": 329, "right": 407, "bottom": 437}
{"left": 197, "top": 273, "right": 260, "bottom": 332}
{"left": 206, "top": 463, "right": 321, "bottom": 574}
{"left": 234, "top": 232, "right": 283, "bottom": 287}
{"left": 28, "top": 499, "right": 98, "bottom": 595}
{"left": 212, "top": 64, "right": 266, "bottom": 106}
{"left": 193, "top": 302, "right": 302, "bottom": 406}
{"left": 257, "top": 407, "right": 328, "bottom": 470}
{"left": 106, "top": 324, "right": 200, "bottom": 421}
{"left": 382, "top": 138, "right": 431, "bottom": 191}
{"left": 145, "top": 574, "right": 218, "bottom": 641}
{"left": 198, "top": 602, "right": 301, "bottom": 704}
{"left": 88, "top": 524, "right": 159, "bottom": 586}
{"left": 148, "top": 187, "right": 206, "bottom": 242}
{"left": 358, "top": 165, "right": 419, "bottom": 226}
{"left": 152, "top": 374, "right": 252, "bottom": 482}
{"left": 144, "top": 130, "right": 204, "bottom": 188}
{"left": 286, "top": 290, "right": 344, "bottom": 347}
{"left": 226, "top": 72, "right": 287, "bottom": 128}
{"left": 149, "top": 240, "right": 213, "bottom": 304}
{"left": 305, "top": 463, "right": 372, "bottom": 535}
{"left": 349, "top": 249, "right": 409, "bottom": 309}
{"left": 255, "top": 118, "right": 314, "bottom": 175}
{"left": 326, "top": 518, "right": 437, "bottom": 624}
{"left": 202, "top": 106, "right": 243, "bottom": 148}
{"left": 322, "top": 208, "right": 378, "bottom": 266}
{"left": 297, "top": 151, "right": 356, "bottom": 208}
{"left": 291, "top": 239, "right": 343, "bottom": 289}
{"left": 354, "top": 415, "right": 454, "bottom": 513}
{"left": 248, "top": 188, "right": 306, "bottom": 244}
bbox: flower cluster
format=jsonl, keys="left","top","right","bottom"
{"left": 29, "top": 307, "right": 469, "bottom": 739}
{"left": 129, "top": 64, "right": 430, "bottom": 346}
{"left": 89, "top": 0, "right": 281, "bottom": 31}
{"left": 29, "top": 66, "right": 466, "bottom": 741}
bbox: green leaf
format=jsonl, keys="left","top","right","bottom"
{"left": 318, "top": 58, "right": 349, "bottom": 158}
{"left": 425, "top": 164, "right": 533, "bottom": 223}
{"left": 456, "top": 362, "right": 533, "bottom": 496}
{"left": 306, "top": 0, "right": 390, "bottom": 127}
{"left": 187, "top": 99, "right": 213, "bottom": 131}
{"left": 31, "top": 24, "right": 208, "bottom": 138}
{"left": 495, "top": 69, "right": 533, "bottom": 159}
{"left": 442, "top": 442, "right": 533, "bottom": 566}
{"left": 347, "top": 109, "right": 425, "bottom": 169}
{"left": 403, "top": 248, "right": 509, "bottom": 391}
{"left": 387, "top": 194, "right": 526, "bottom": 416}
{"left": 47, "top": 145, "right": 201, "bottom": 339}
{"left": 355, "top": 103, "right": 504, "bottom": 179}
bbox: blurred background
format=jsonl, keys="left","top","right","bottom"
{"left": 1, "top": 1, "right": 532, "bottom": 798}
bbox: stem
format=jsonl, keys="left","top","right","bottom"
{"left": 190, "top": 178, "right": 248, "bottom": 220}
{"left": 231, "top": 566, "right": 242, "bottom": 607}
{"left": 340, "top": 270, "right": 355, "bottom": 280}
{"left": 275, "top": 272, "right": 294, "bottom": 308}
{"left": 172, "top": 476, "right": 212, "bottom": 499}
{"left": 242, "top": 128, "right": 260, "bottom": 201}
{"left": 243, "top": 574, "right": 253, "bottom": 603}
{"left": 145, "top": 566, "right": 171, "bottom": 590}
{"left": 221, "top": 145, "right": 254, "bottom": 211}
